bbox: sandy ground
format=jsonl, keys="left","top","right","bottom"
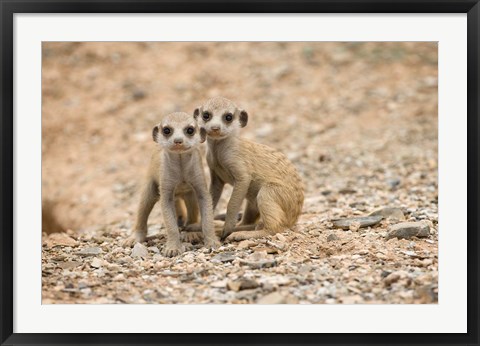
{"left": 42, "top": 42, "right": 438, "bottom": 304}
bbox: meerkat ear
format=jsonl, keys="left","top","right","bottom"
{"left": 239, "top": 110, "right": 248, "bottom": 128}
{"left": 200, "top": 127, "right": 207, "bottom": 143}
{"left": 152, "top": 125, "right": 159, "bottom": 142}
{"left": 193, "top": 107, "right": 201, "bottom": 119}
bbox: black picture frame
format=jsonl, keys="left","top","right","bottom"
{"left": 1, "top": 1, "right": 479, "bottom": 345}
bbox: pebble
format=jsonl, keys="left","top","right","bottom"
{"left": 90, "top": 258, "right": 103, "bottom": 268}
{"left": 327, "top": 234, "right": 339, "bottom": 242}
{"left": 383, "top": 271, "right": 408, "bottom": 286}
{"left": 332, "top": 215, "right": 382, "bottom": 230}
{"left": 386, "top": 222, "right": 430, "bottom": 240}
{"left": 239, "top": 252, "right": 277, "bottom": 269}
{"left": 57, "top": 261, "right": 82, "bottom": 270}
{"left": 131, "top": 243, "right": 148, "bottom": 258}
{"left": 148, "top": 246, "right": 160, "bottom": 254}
{"left": 237, "top": 240, "right": 256, "bottom": 249}
{"left": 369, "top": 207, "right": 405, "bottom": 221}
{"left": 76, "top": 247, "right": 103, "bottom": 256}
{"left": 227, "top": 279, "right": 259, "bottom": 292}
{"left": 211, "top": 252, "right": 236, "bottom": 263}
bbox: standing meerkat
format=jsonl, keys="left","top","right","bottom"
{"left": 125, "top": 112, "right": 219, "bottom": 256}
{"left": 192, "top": 97, "right": 304, "bottom": 241}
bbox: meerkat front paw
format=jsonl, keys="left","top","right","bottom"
{"left": 163, "top": 242, "right": 185, "bottom": 257}
{"left": 122, "top": 231, "right": 146, "bottom": 247}
{"left": 204, "top": 237, "right": 221, "bottom": 249}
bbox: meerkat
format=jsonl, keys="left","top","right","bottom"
{"left": 125, "top": 112, "right": 219, "bottom": 256}
{"left": 190, "top": 97, "right": 304, "bottom": 241}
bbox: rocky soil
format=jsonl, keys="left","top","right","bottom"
{"left": 42, "top": 42, "right": 438, "bottom": 304}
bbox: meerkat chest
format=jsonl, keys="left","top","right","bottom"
{"left": 207, "top": 150, "right": 235, "bottom": 184}
{"left": 160, "top": 152, "right": 198, "bottom": 187}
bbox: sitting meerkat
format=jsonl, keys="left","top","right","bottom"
{"left": 125, "top": 112, "right": 220, "bottom": 256}
{"left": 192, "top": 97, "right": 304, "bottom": 241}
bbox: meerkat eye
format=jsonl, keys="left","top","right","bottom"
{"left": 162, "top": 127, "right": 171, "bottom": 135}
{"left": 186, "top": 126, "right": 195, "bottom": 135}
{"left": 202, "top": 112, "right": 211, "bottom": 121}
{"left": 224, "top": 113, "right": 233, "bottom": 122}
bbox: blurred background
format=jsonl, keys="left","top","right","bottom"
{"left": 42, "top": 42, "right": 438, "bottom": 234}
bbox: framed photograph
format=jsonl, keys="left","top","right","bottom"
{"left": 1, "top": 0, "right": 479, "bottom": 345}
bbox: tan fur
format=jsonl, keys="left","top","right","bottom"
{"left": 193, "top": 97, "right": 304, "bottom": 241}
{"left": 124, "top": 112, "right": 219, "bottom": 256}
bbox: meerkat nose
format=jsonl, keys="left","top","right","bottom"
{"left": 211, "top": 126, "right": 220, "bottom": 131}
{"left": 174, "top": 138, "right": 183, "bottom": 144}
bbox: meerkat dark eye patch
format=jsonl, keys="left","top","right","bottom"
{"left": 239, "top": 110, "right": 248, "bottom": 128}
{"left": 193, "top": 108, "right": 200, "bottom": 119}
{"left": 224, "top": 113, "right": 234, "bottom": 122}
{"left": 162, "top": 127, "right": 172, "bottom": 136}
{"left": 202, "top": 112, "right": 211, "bottom": 121}
{"left": 199, "top": 127, "right": 207, "bottom": 143}
{"left": 185, "top": 126, "right": 195, "bottom": 136}
{"left": 152, "top": 125, "right": 159, "bottom": 142}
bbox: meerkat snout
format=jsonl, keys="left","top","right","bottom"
{"left": 194, "top": 96, "right": 248, "bottom": 140}
{"left": 153, "top": 112, "right": 206, "bottom": 153}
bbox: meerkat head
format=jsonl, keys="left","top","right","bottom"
{"left": 193, "top": 97, "right": 248, "bottom": 140}
{"left": 152, "top": 112, "right": 206, "bottom": 153}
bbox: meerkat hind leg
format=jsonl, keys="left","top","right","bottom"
{"left": 180, "top": 191, "right": 202, "bottom": 242}
{"left": 183, "top": 191, "right": 200, "bottom": 225}
{"left": 226, "top": 187, "right": 287, "bottom": 242}
{"left": 175, "top": 198, "right": 187, "bottom": 227}
{"left": 239, "top": 199, "right": 260, "bottom": 226}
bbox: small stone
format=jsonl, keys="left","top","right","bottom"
{"left": 210, "top": 280, "right": 228, "bottom": 288}
{"left": 238, "top": 240, "right": 256, "bottom": 249}
{"left": 148, "top": 246, "right": 160, "bottom": 254}
{"left": 383, "top": 271, "right": 408, "bottom": 286}
{"left": 90, "top": 258, "right": 103, "bottom": 268}
{"left": 57, "top": 261, "right": 82, "bottom": 270}
{"left": 386, "top": 221, "right": 430, "bottom": 240}
{"left": 239, "top": 252, "right": 277, "bottom": 269}
{"left": 349, "top": 221, "right": 361, "bottom": 232}
{"left": 239, "top": 259, "right": 276, "bottom": 269}
{"left": 113, "top": 274, "right": 125, "bottom": 281}
{"left": 332, "top": 215, "right": 382, "bottom": 230}
{"left": 227, "top": 279, "right": 259, "bottom": 292}
{"left": 131, "top": 243, "right": 148, "bottom": 258}
{"left": 369, "top": 207, "right": 405, "bottom": 221}
{"left": 131, "top": 88, "right": 146, "bottom": 101}
{"left": 339, "top": 187, "right": 356, "bottom": 194}
{"left": 327, "top": 234, "right": 339, "bottom": 242}
{"left": 387, "top": 178, "right": 401, "bottom": 188}
{"left": 76, "top": 247, "right": 102, "bottom": 256}
{"left": 211, "top": 252, "right": 236, "bottom": 263}
{"left": 253, "top": 247, "right": 278, "bottom": 254}
{"left": 258, "top": 275, "right": 291, "bottom": 286}
{"left": 381, "top": 270, "right": 392, "bottom": 278}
